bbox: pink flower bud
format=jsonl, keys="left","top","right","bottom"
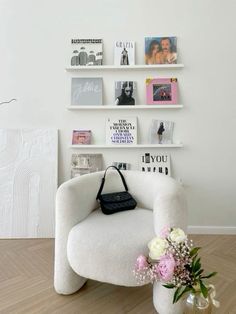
{"left": 135, "top": 255, "right": 148, "bottom": 271}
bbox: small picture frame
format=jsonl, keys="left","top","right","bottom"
{"left": 72, "top": 130, "right": 91, "bottom": 145}
{"left": 146, "top": 78, "right": 178, "bottom": 105}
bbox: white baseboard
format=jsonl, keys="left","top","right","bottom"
{"left": 188, "top": 226, "right": 236, "bottom": 235}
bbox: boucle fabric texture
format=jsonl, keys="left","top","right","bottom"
{"left": 54, "top": 171, "right": 187, "bottom": 314}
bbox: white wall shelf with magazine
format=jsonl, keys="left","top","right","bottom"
{"left": 69, "top": 144, "right": 183, "bottom": 149}
{"left": 67, "top": 105, "right": 183, "bottom": 110}
{"left": 65, "top": 64, "right": 184, "bottom": 71}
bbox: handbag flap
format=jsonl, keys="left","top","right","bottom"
{"left": 99, "top": 191, "right": 132, "bottom": 203}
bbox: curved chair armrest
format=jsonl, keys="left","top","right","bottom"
{"left": 54, "top": 173, "right": 102, "bottom": 294}
{"left": 153, "top": 181, "right": 188, "bottom": 235}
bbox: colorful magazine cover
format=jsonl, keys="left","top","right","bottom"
{"left": 106, "top": 117, "right": 137, "bottom": 145}
{"left": 71, "top": 77, "right": 103, "bottom": 106}
{"left": 140, "top": 152, "right": 171, "bottom": 176}
{"left": 115, "top": 81, "right": 136, "bottom": 106}
{"left": 150, "top": 120, "right": 174, "bottom": 144}
{"left": 145, "top": 37, "right": 177, "bottom": 64}
{"left": 71, "top": 153, "right": 103, "bottom": 178}
{"left": 114, "top": 41, "right": 135, "bottom": 65}
{"left": 146, "top": 78, "right": 178, "bottom": 105}
{"left": 72, "top": 130, "right": 91, "bottom": 145}
{"left": 70, "top": 39, "right": 103, "bottom": 66}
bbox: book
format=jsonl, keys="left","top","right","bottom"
{"left": 145, "top": 37, "right": 177, "bottom": 64}
{"left": 106, "top": 117, "right": 137, "bottom": 145}
{"left": 112, "top": 161, "right": 130, "bottom": 170}
{"left": 72, "top": 130, "right": 91, "bottom": 145}
{"left": 71, "top": 77, "right": 103, "bottom": 106}
{"left": 115, "top": 81, "right": 136, "bottom": 106}
{"left": 146, "top": 78, "right": 178, "bottom": 105}
{"left": 140, "top": 152, "right": 171, "bottom": 176}
{"left": 70, "top": 38, "right": 103, "bottom": 66}
{"left": 71, "top": 153, "right": 103, "bottom": 178}
{"left": 114, "top": 41, "right": 135, "bottom": 65}
{"left": 150, "top": 120, "right": 174, "bottom": 144}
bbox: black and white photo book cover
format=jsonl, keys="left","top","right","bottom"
{"left": 150, "top": 119, "right": 174, "bottom": 144}
{"left": 140, "top": 152, "right": 171, "bottom": 176}
{"left": 70, "top": 39, "right": 103, "bottom": 66}
{"left": 114, "top": 41, "right": 135, "bottom": 65}
{"left": 112, "top": 161, "right": 130, "bottom": 170}
{"left": 106, "top": 117, "right": 137, "bottom": 145}
{"left": 115, "top": 81, "right": 136, "bottom": 106}
{"left": 71, "top": 77, "right": 103, "bottom": 106}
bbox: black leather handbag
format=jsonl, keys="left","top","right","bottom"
{"left": 96, "top": 166, "right": 137, "bottom": 215}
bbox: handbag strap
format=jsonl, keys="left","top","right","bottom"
{"left": 96, "top": 166, "right": 128, "bottom": 200}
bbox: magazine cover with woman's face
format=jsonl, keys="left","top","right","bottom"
{"left": 115, "top": 81, "right": 136, "bottom": 106}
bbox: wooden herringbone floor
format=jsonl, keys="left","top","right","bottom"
{"left": 0, "top": 236, "right": 235, "bottom": 314}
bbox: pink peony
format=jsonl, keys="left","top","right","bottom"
{"left": 156, "top": 254, "right": 176, "bottom": 282}
{"left": 135, "top": 255, "right": 148, "bottom": 271}
{"left": 160, "top": 226, "right": 170, "bottom": 239}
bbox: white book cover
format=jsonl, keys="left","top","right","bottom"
{"left": 106, "top": 117, "right": 137, "bottom": 145}
{"left": 150, "top": 119, "right": 174, "bottom": 144}
{"left": 71, "top": 153, "right": 103, "bottom": 178}
{"left": 70, "top": 38, "right": 103, "bottom": 66}
{"left": 140, "top": 152, "right": 171, "bottom": 176}
{"left": 114, "top": 41, "right": 135, "bottom": 65}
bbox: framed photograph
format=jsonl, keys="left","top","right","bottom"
{"left": 71, "top": 153, "right": 103, "bottom": 178}
{"left": 106, "top": 117, "right": 137, "bottom": 145}
{"left": 150, "top": 120, "right": 174, "bottom": 144}
{"left": 145, "top": 37, "right": 177, "bottom": 64}
{"left": 146, "top": 78, "right": 178, "bottom": 105}
{"left": 70, "top": 38, "right": 103, "bottom": 66}
{"left": 115, "top": 81, "right": 136, "bottom": 106}
{"left": 72, "top": 130, "right": 91, "bottom": 145}
{"left": 71, "top": 77, "right": 103, "bottom": 106}
{"left": 140, "top": 152, "right": 171, "bottom": 176}
{"left": 114, "top": 41, "right": 135, "bottom": 65}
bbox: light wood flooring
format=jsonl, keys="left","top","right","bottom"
{"left": 0, "top": 235, "right": 235, "bottom": 314}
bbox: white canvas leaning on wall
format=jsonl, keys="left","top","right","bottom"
{"left": 0, "top": 129, "right": 58, "bottom": 238}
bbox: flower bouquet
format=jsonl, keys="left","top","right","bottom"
{"left": 134, "top": 227, "right": 219, "bottom": 307}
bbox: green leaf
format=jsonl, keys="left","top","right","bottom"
{"left": 195, "top": 269, "right": 204, "bottom": 277}
{"left": 201, "top": 271, "right": 217, "bottom": 279}
{"left": 199, "top": 280, "right": 208, "bottom": 298}
{"left": 173, "top": 287, "right": 181, "bottom": 304}
{"left": 193, "top": 258, "right": 201, "bottom": 272}
{"left": 190, "top": 247, "right": 201, "bottom": 257}
{"left": 174, "top": 286, "right": 192, "bottom": 304}
{"left": 163, "top": 284, "right": 175, "bottom": 289}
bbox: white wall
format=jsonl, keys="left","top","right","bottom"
{"left": 0, "top": 0, "right": 236, "bottom": 233}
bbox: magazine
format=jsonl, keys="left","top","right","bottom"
{"left": 145, "top": 37, "right": 177, "bottom": 64}
{"left": 112, "top": 161, "right": 130, "bottom": 170}
{"left": 106, "top": 117, "right": 137, "bottom": 145}
{"left": 71, "top": 77, "right": 103, "bottom": 106}
{"left": 72, "top": 130, "right": 91, "bottom": 145}
{"left": 70, "top": 39, "right": 103, "bottom": 66}
{"left": 150, "top": 120, "right": 174, "bottom": 144}
{"left": 146, "top": 78, "right": 178, "bottom": 105}
{"left": 114, "top": 41, "right": 135, "bottom": 65}
{"left": 115, "top": 81, "right": 136, "bottom": 106}
{"left": 140, "top": 152, "right": 171, "bottom": 176}
{"left": 71, "top": 153, "right": 103, "bottom": 178}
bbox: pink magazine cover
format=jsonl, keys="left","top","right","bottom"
{"left": 146, "top": 78, "right": 178, "bottom": 105}
{"left": 72, "top": 130, "right": 91, "bottom": 145}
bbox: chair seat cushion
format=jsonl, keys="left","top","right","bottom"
{"left": 67, "top": 207, "right": 155, "bottom": 286}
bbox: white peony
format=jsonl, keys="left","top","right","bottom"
{"left": 169, "top": 228, "right": 187, "bottom": 243}
{"left": 148, "top": 237, "right": 169, "bottom": 260}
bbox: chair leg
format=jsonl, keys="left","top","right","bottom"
{"left": 54, "top": 264, "right": 87, "bottom": 295}
{"left": 153, "top": 282, "right": 184, "bottom": 314}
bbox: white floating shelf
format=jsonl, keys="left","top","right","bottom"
{"left": 67, "top": 105, "right": 183, "bottom": 110}
{"left": 70, "top": 144, "right": 183, "bottom": 149}
{"left": 66, "top": 64, "right": 184, "bottom": 71}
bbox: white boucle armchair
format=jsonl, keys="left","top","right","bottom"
{"left": 54, "top": 170, "right": 187, "bottom": 314}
